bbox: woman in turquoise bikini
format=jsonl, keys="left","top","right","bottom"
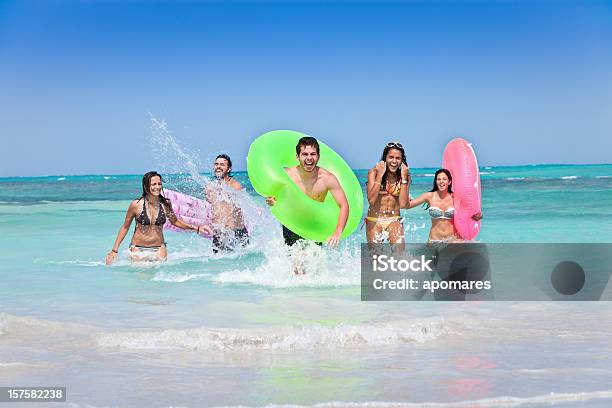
{"left": 105, "top": 171, "right": 212, "bottom": 264}
{"left": 406, "top": 169, "right": 481, "bottom": 243}
{"left": 365, "top": 142, "right": 411, "bottom": 244}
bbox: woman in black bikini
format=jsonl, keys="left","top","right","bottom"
{"left": 105, "top": 171, "right": 212, "bottom": 264}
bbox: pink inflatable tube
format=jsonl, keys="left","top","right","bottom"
{"left": 162, "top": 189, "right": 213, "bottom": 238}
{"left": 442, "top": 138, "right": 482, "bottom": 241}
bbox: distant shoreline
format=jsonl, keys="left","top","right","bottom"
{"left": 1, "top": 163, "right": 611, "bottom": 180}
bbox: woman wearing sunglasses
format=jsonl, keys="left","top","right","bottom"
{"left": 365, "top": 142, "right": 411, "bottom": 244}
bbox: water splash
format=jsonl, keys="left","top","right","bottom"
{"left": 148, "top": 113, "right": 207, "bottom": 188}
{"left": 146, "top": 115, "right": 279, "bottom": 261}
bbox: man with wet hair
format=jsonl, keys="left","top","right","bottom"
{"left": 206, "top": 154, "right": 249, "bottom": 253}
{"left": 266, "top": 136, "right": 349, "bottom": 249}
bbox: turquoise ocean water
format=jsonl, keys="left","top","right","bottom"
{"left": 1, "top": 164, "right": 612, "bottom": 407}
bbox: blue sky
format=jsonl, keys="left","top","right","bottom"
{"left": 1, "top": 0, "right": 611, "bottom": 176}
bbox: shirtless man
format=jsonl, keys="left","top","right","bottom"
{"left": 205, "top": 154, "right": 249, "bottom": 253}
{"left": 265, "top": 137, "right": 349, "bottom": 248}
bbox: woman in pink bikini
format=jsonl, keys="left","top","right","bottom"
{"left": 365, "top": 142, "right": 411, "bottom": 244}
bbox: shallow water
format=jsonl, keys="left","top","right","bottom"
{"left": 1, "top": 164, "right": 612, "bottom": 407}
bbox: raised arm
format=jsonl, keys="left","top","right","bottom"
{"left": 405, "top": 192, "right": 431, "bottom": 209}
{"left": 398, "top": 164, "right": 411, "bottom": 208}
{"left": 106, "top": 201, "right": 138, "bottom": 265}
{"left": 367, "top": 163, "right": 385, "bottom": 205}
{"left": 327, "top": 173, "right": 349, "bottom": 248}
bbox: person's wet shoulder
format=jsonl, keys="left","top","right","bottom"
{"left": 230, "top": 179, "right": 243, "bottom": 190}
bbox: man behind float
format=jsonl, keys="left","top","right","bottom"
{"left": 205, "top": 154, "right": 249, "bottom": 253}
{"left": 266, "top": 137, "right": 349, "bottom": 256}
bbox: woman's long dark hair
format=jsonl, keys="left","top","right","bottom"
{"left": 379, "top": 145, "right": 408, "bottom": 190}
{"left": 140, "top": 171, "right": 169, "bottom": 208}
{"left": 424, "top": 168, "right": 453, "bottom": 209}
{"left": 429, "top": 168, "right": 453, "bottom": 193}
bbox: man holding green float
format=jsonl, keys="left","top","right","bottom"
{"left": 265, "top": 137, "right": 349, "bottom": 248}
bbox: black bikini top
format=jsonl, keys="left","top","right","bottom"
{"left": 136, "top": 198, "right": 166, "bottom": 226}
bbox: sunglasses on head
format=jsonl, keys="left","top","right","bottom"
{"left": 386, "top": 141, "right": 403, "bottom": 149}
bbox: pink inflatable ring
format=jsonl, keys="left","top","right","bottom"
{"left": 442, "top": 138, "right": 482, "bottom": 241}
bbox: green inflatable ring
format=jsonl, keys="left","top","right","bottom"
{"left": 247, "top": 130, "right": 364, "bottom": 242}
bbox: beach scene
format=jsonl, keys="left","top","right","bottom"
{"left": 2, "top": 127, "right": 612, "bottom": 406}
{"left": 2, "top": 1, "right": 612, "bottom": 407}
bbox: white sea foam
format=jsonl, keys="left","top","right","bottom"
{"left": 0, "top": 362, "right": 51, "bottom": 369}
{"left": 152, "top": 272, "right": 210, "bottom": 282}
{"left": 214, "top": 389, "right": 612, "bottom": 408}
{"left": 57, "top": 177, "right": 66, "bottom": 181}
{"left": 212, "top": 239, "right": 361, "bottom": 288}
{"left": 0, "top": 313, "right": 96, "bottom": 342}
{"left": 0, "top": 313, "right": 70, "bottom": 340}
{"left": 479, "top": 171, "right": 495, "bottom": 175}
{"left": 560, "top": 176, "right": 579, "bottom": 180}
{"left": 97, "top": 318, "right": 446, "bottom": 351}
{"left": 105, "top": 244, "right": 214, "bottom": 269}
{"left": 423, "top": 173, "right": 435, "bottom": 177}
{"left": 0, "top": 313, "right": 52, "bottom": 336}
{"left": 595, "top": 175, "right": 612, "bottom": 179}
{"left": 36, "top": 259, "right": 106, "bottom": 267}
{"left": 505, "top": 177, "right": 525, "bottom": 181}
{"left": 0, "top": 362, "right": 28, "bottom": 367}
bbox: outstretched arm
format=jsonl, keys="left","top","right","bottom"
{"left": 405, "top": 192, "right": 430, "bottom": 209}
{"left": 327, "top": 174, "right": 349, "bottom": 248}
{"left": 106, "top": 201, "right": 137, "bottom": 265}
{"left": 166, "top": 200, "right": 213, "bottom": 236}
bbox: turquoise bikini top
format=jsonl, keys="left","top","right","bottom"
{"left": 428, "top": 206, "right": 455, "bottom": 220}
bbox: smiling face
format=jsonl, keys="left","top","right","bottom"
{"left": 148, "top": 175, "right": 162, "bottom": 196}
{"left": 435, "top": 172, "right": 450, "bottom": 192}
{"left": 297, "top": 145, "right": 320, "bottom": 172}
{"left": 214, "top": 157, "right": 230, "bottom": 179}
{"left": 385, "top": 148, "right": 403, "bottom": 173}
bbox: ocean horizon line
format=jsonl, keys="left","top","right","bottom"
{"left": 1, "top": 162, "right": 611, "bottom": 180}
